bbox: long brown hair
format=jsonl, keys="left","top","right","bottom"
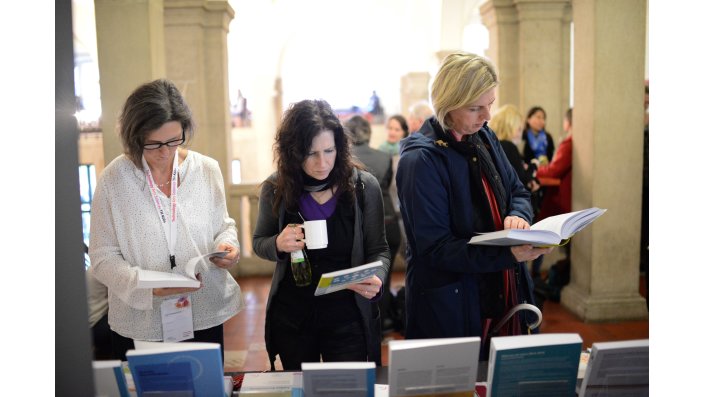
{"left": 269, "top": 99, "right": 359, "bottom": 213}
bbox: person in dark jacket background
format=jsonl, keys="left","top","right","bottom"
{"left": 521, "top": 106, "right": 555, "bottom": 166}
{"left": 489, "top": 104, "right": 540, "bottom": 196}
{"left": 395, "top": 52, "right": 551, "bottom": 358}
{"left": 345, "top": 115, "right": 400, "bottom": 332}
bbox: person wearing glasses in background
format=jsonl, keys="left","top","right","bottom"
{"left": 89, "top": 79, "right": 244, "bottom": 361}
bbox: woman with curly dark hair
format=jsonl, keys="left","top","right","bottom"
{"left": 253, "top": 99, "right": 391, "bottom": 370}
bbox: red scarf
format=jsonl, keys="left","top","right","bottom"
{"left": 480, "top": 174, "right": 522, "bottom": 340}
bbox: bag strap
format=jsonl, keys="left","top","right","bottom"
{"left": 490, "top": 303, "right": 542, "bottom": 335}
{"left": 355, "top": 170, "right": 365, "bottom": 212}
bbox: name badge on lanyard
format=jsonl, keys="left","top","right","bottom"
{"left": 143, "top": 153, "right": 194, "bottom": 342}
{"left": 161, "top": 295, "right": 195, "bottom": 342}
{"left": 143, "top": 152, "right": 179, "bottom": 268}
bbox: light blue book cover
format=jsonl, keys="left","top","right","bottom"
{"left": 126, "top": 342, "right": 225, "bottom": 397}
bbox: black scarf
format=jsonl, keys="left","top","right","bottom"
{"left": 440, "top": 129, "right": 508, "bottom": 219}
{"left": 302, "top": 172, "right": 331, "bottom": 192}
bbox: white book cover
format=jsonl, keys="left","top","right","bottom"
{"left": 302, "top": 362, "right": 375, "bottom": 397}
{"left": 240, "top": 371, "right": 302, "bottom": 393}
{"left": 388, "top": 337, "right": 481, "bottom": 397}
{"left": 92, "top": 360, "right": 129, "bottom": 397}
{"left": 469, "top": 208, "right": 607, "bottom": 247}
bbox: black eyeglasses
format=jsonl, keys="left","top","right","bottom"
{"left": 143, "top": 133, "right": 185, "bottom": 150}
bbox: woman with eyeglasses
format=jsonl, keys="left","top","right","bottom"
{"left": 89, "top": 79, "right": 244, "bottom": 361}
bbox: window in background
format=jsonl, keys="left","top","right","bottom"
{"left": 79, "top": 164, "right": 97, "bottom": 248}
{"left": 231, "top": 159, "right": 242, "bottom": 184}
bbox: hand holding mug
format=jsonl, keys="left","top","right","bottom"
{"left": 277, "top": 223, "right": 305, "bottom": 253}
{"left": 301, "top": 220, "right": 328, "bottom": 249}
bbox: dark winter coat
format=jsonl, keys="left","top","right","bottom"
{"left": 252, "top": 169, "right": 391, "bottom": 367}
{"left": 396, "top": 117, "right": 536, "bottom": 340}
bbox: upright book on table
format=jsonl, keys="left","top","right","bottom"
{"left": 469, "top": 207, "right": 607, "bottom": 247}
{"left": 126, "top": 341, "right": 226, "bottom": 397}
{"left": 239, "top": 371, "right": 303, "bottom": 396}
{"left": 135, "top": 250, "right": 227, "bottom": 289}
{"left": 301, "top": 362, "right": 375, "bottom": 397}
{"left": 578, "top": 339, "right": 649, "bottom": 397}
{"left": 388, "top": 336, "right": 481, "bottom": 397}
{"left": 487, "top": 333, "right": 582, "bottom": 397}
{"left": 92, "top": 360, "right": 130, "bottom": 397}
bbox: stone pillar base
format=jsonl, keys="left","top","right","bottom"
{"left": 561, "top": 284, "right": 648, "bottom": 322}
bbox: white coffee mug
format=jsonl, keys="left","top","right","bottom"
{"left": 302, "top": 220, "right": 328, "bottom": 249}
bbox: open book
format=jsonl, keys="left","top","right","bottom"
{"left": 469, "top": 207, "right": 607, "bottom": 247}
{"left": 314, "top": 261, "right": 385, "bottom": 296}
{"left": 136, "top": 251, "right": 228, "bottom": 288}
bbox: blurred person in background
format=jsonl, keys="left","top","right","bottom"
{"left": 407, "top": 101, "right": 434, "bottom": 134}
{"left": 521, "top": 106, "right": 555, "bottom": 166}
{"left": 489, "top": 104, "right": 540, "bottom": 200}
{"left": 378, "top": 114, "right": 409, "bottom": 156}
{"left": 346, "top": 115, "right": 400, "bottom": 332}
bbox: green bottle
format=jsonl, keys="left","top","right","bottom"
{"left": 290, "top": 249, "right": 312, "bottom": 287}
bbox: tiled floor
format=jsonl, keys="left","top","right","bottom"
{"left": 223, "top": 271, "right": 649, "bottom": 372}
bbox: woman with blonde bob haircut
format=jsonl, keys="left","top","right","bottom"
{"left": 431, "top": 53, "right": 500, "bottom": 131}
{"left": 395, "top": 52, "right": 550, "bottom": 359}
{"left": 490, "top": 104, "right": 523, "bottom": 142}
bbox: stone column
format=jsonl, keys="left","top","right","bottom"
{"left": 561, "top": 0, "right": 648, "bottom": 321}
{"left": 94, "top": 0, "right": 167, "bottom": 166}
{"left": 400, "top": 72, "right": 431, "bottom": 118}
{"left": 163, "top": 0, "right": 234, "bottom": 187}
{"left": 439, "top": 0, "right": 465, "bottom": 51}
{"left": 480, "top": 0, "right": 519, "bottom": 108}
{"left": 515, "top": 0, "right": 571, "bottom": 138}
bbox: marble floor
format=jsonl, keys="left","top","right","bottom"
{"left": 222, "top": 271, "right": 649, "bottom": 372}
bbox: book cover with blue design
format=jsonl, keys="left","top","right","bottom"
{"left": 126, "top": 342, "right": 225, "bottom": 397}
{"left": 314, "top": 261, "right": 384, "bottom": 296}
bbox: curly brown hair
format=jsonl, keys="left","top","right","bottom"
{"left": 269, "top": 99, "right": 359, "bottom": 213}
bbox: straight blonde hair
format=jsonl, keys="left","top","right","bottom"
{"left": 431, "top": 52, "right": 499, "bottom": 131}
{"left": 489, "top": 104, "right": 523, "bottom": 141}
